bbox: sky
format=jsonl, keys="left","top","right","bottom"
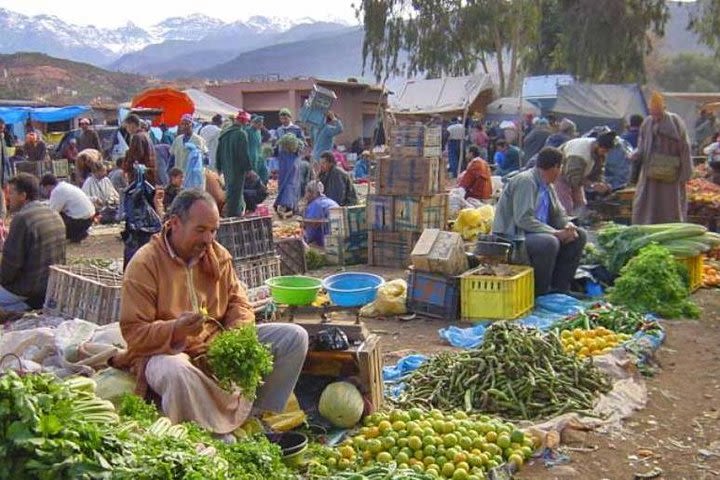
{"left": 0, "top": 0, "right": 359, "bottom": 28}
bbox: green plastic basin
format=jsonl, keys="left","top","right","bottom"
{"left": 265, "top": 276, "right": 322, "bottom": 306}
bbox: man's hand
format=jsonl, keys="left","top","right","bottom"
{"left": 174, "top": 312, "right": 205, "bottom": 338}
{"left": 590, "top": 182, "right": 611, "bottom": 194}
{"left": 555, "top": 225, "right": 579, "bottom": 244}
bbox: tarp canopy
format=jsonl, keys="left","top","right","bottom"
{"left": 182, "top": 89, "right": 239, "bottom": 121}
{"left": 552, "top": 83, "right": 648, "bottom": 132}
{"left": 522, "top": 74, "right": 575, "bottom": 114}
{"left": 389, "top": 74, "right": 494, "bottom": 115}
{"left": 0, "top": 105, "right": 91, "bottom": 124}
{"left": 131, "top": 88, "right": 194, "bottom": 127}
{"left": 484, "top": 97, "right": 541, "bottom": 122}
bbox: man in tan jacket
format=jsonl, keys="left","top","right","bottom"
{"left": 111, "top": 189, "right": 308, "bottom": 436}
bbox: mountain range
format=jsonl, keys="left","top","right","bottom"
{"left": 0, "top": 3, "right": 711, "bottom": 88}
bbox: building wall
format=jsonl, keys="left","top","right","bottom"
{"left": 206, "top": 80, "right": 387, "bottom": 148}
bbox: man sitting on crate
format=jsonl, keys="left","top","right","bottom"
{"left": 111, "top": 189, "right": 308, "bottom": 439}
{"left": 492, "top": 147, "right": 587, "bottom": 296}
{"left": 318, "top": 151, "right": 357, "bottom": 207}
{"left": 0, "top": 173, "right": 66, "bottom": 311}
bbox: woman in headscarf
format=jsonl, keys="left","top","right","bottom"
{"left": 631, "top": 92, "right": 692, "bottom": 225}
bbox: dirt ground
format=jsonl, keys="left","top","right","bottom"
{"left": 68, "top": 229, "right": 720, "bottom": 480}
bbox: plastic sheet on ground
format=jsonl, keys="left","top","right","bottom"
{"left": 439, "top": 294, "right": 585, "bottom": 348}
{"left": 0, "top": 315, "right": 123, "bottom": 377}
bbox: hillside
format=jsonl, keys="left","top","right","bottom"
{"left": 0, "top": 52, "right": 152, "bottom": 103}
{"left": 200, "top": 28, "right": 368, "bottom": 81}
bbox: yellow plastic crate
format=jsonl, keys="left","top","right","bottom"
{"left": 460, "top": 265, "right": 535, "bottom": 321}
{"left": 675, "top": 254, "right": 702, "bottom": 292}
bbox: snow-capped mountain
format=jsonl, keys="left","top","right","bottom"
{"left": 0, "top": 8, "right": 352, "bottom": 68}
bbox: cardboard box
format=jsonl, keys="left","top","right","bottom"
{"left": 411, "top": 229, "right": 469, "bottom": 276}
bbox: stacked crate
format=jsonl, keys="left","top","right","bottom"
{"left": 216, "top": 216, "right": 281, "bottom": 290}
{"left": 325, "top": 205, "right": 368, "bottom": 266}
{"left": 367, "top": 120, "right": 448, "bottom": 268}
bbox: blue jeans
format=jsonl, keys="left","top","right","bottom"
{"left": 0, "top": 285, "right": 29, "bottom": 312}
{"left": 448, "top": 139, "right": 461, "bottom": 178}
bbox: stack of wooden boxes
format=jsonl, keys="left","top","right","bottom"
{"left": 367, "top": 119, "right": 448, "bottom": 268}
{"left": 325, "top": 205, "right": 368, "bottom": 266}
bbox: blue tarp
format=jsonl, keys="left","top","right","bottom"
{"left": 0, "top": 105, "right": 91, "bottom": 124}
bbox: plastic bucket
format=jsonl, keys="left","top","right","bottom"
{"left": 322, "top": 272, "right": 385, "bottom": 307}
{"left": 265, "top": 276, "right": 322, "bottom": 306}
{"left": 265, "top": 431, "right": 308, "bottom": 467}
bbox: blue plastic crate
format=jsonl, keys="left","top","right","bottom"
{"left": 406, "top": 267, "right": 460, "bottom": 320}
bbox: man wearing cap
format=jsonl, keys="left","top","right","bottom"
{"left": 171, "top": 114, "right": 208, "bottom": 173}
{"left": 631, "top": 92, "right": 692, "bottom": 225}
{"left": 77, "top": 118, "right": 102, "bottom": 152}
{"left": 216, "top": 111, "right": 253, "bottom": 217}
{"left": 522, "top": 118, "right": 552, "bottom": 162}
{"left": 247, "top": 115, "right": 268, "bottom": 184}
{"left": 556, "top": 132, "right": 616, "bottom": 215}
{"left": 274, "top": 108, "right": 305, "bottom": 218}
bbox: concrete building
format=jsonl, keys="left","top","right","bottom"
{"left": 206, "top": 77, "right": 388, "bottom": 148}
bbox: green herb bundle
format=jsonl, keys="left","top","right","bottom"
{"left": 607, "top": 243, "right": 700, "bottom": 319}
{"left": 207, "top": 326, "right": 274, "bottom": 399}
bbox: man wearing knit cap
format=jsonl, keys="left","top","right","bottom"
{"left": 523, "top": 117, "right": 552, "bottom": 161}
{"left": 631, "top": 92, "right": 692, "bottom": 224}
{"left": 170, "top": 114, "right": 208, "bottom": 172}
{"left": 77, "top": 117, "right": 101, "bottom": 152}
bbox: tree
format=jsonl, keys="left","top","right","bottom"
{"left": 550, "top": 0, "right": 669, "bottom": 82}
{"left": 354, "top": 0, "right": 541, "bottom": 95}
{"left": 653, "top": 53, "right": 720, "bottom": 92}
{"left": 355, "top": 0, "right": 670, "bottom": 91}
{"left": 689, "top": 0, "right": 720, "bottom": 58}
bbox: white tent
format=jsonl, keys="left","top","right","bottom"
{"left": 388, "top": 74, "right": 494, "bottom": 115}
{"left": 183, "top": 89, "right": 239, "bottom": 121}
{"left": 485, "top": 97, "right": 541, "bottom": 118}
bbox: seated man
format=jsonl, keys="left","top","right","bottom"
{"left": 243, "top": 170, "right": 268, "bottom": 213}
{"left": 303, "top": 180, "right": 339, "bottom": 247}
{"left": 458, "top": 146, "right": 492, "bottom": 202}
{"left": 492, "top": 147, "right": 587, "bottom": 296}
{"left": 110, "top": 189, "right": 308, "bottom": 437}
{"left": 82, "top": 163, "right": 120, "bottom": 208}
{"left": 318, "top": 151, "right": 357, "bottom": 207}
{"left": 40, "top": 173, "right": 96, "bottom": 242}
{"left": 493, "top": 139, "right": 522, "bottom": 177}
{"left": 0, "top": 173, "right": 66, "bottom": 311}
{"left": 353, "top": 150, "right": 371, "bottom": 180}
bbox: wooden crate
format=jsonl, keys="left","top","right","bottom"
{"left": 302, "top": 333, "right": 384, "bottom": 410}
{"left": 325, "top": 233, "right": 368, "bottom": 266}
{"left": 44, "top": 265, "right": 123, "bottom": 325}
{"left": 389, "top": 123, "right": 442, "bottom": 158}
{"left": 217, "top": 216, "right": 274, "bottom": 261}
{"left": 394, "top": 194, "right": 449, "bottom": 233}
{"left": 366, "top": 195, "right": 395, "bottom": 231}
{"left": 368, "top": 231, "right": 420, "bottom": 269}
{"left": 234, "top": 254, "right": 281, "bottom": 290}
{"left": 275, "top": 237, "right": 307, "bottom": 275}
{"left": 375, "top": 156, "right": 444, "bottom": 196}
{"left": 328, "top": 205, "right": 368, "bottom": 237}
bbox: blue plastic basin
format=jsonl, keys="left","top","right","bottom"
{"left": 321, "top": 273, "right": 385, "bottom": 307}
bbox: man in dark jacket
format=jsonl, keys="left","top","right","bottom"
{"left": 0, "top": 173, "right": 66, "bottom": 311}
{"left": 318, "top": 151, "right": 357, "bottom": 206}
{"left": 77, "top": 118, "right": 102, "bottom": 152}
{"left": 216, "top": 112, "right": 253, "bottom": 217}
{"left": 522, "top": 118, "right": 552, "bottom": 163}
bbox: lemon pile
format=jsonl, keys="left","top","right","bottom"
{"left": 560, "top": 328, "right": 631, "bottom": 358}
{"left": 324, "top": 408, "right": 534, "bottom": 479}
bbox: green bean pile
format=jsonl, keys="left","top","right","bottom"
{"left": 395, "top": 323, "right": 612, "bottom": 420}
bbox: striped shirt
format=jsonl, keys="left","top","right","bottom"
{"left": 0, "top": 201, "right": 66, "bottom": 308}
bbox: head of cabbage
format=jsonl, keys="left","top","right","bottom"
{"left": 318, "top": 381, "right": 364, "bottom": 428}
